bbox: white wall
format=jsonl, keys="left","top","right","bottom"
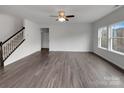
{"left": 5, "top": 19, "right": 41, "bottom": 66}
{"left": 5, "top": 22, "right": 92, "bottom": 65}
{"left": 93, "top": 6, "right": 124, "bottom": 69}
{"left": 1, "top": 17, "right": 93, "bottom": 65}
{"left": 49, "top": 23, "right": 93, "bottom": 52}
{"left": 0, "top": 14, "right": 23, "bottom": 41}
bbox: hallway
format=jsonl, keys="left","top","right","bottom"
{"left": 0, "top": 52, "right": 124, "bottom": 88}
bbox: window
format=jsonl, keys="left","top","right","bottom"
{"left": 98, "top": 21, "right": 124, "bottom": 55}
{"left": 98, "top": 27, "right": 108, "bottom": 49}
{"left": 110, "top": 22, "right": 124, "bottom": 53}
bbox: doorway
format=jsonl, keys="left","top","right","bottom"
{"left": 41, "top": 28, "right": 49, "bottom": 53}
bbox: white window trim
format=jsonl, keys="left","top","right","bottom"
{"left": 108, "top": 26, "right": 112, "bottom": 51}
{"left": 111, "top": 49, "right": 124, "bottom": 56}
{"left": 110, "top": 24, "right": 124, "bottom": 55}
{"left": 98, "top": 24, "right": 124, "bottom": 56}
{"left": 98, "top": 46, "right": 108, "bottom": 50}
{"left": 98, "top": 27, "right": 108, "bottom": 50}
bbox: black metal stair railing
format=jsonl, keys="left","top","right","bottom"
{"left": 0, "top": 27, "right": 25, "bottom": 67}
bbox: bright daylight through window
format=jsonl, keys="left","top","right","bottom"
{"left": 98, "top": 21, "right": 124, "bottom": 55}
{"left": 111, "top": 22, "right": 124, "bottom": 54}
{"left": 98, "top": 27, "right": 108, "bottom": 49}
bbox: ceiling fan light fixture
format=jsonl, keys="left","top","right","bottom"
{"left": 50, "top": 10, "right": 75, "bottom": 22}
{"left": 58, "top": 17, "right": 65, "bottom": 22}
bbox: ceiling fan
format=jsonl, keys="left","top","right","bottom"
{"left": 50, "top": 10, "right": 75, "bottom": 22}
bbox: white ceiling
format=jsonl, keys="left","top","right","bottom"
{"left": 0, "top": 5, "right": 121, "bottom": 25}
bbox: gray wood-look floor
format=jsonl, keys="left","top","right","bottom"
{"left": 0, "top": 52, "right": 124, "bottom": 88}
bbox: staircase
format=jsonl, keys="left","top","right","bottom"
{"left": 0, "top": 27, "right": 25, "bottom": 68}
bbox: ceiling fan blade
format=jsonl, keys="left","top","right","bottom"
{"left": 66, "top": 15, "right": 75, "bottom": 18}
{"left": 56, "top": 19, "right": 58, "bottom": 21}
{"left": 50, "top": 15, "right": 58, "bottom": 17}
{"left": 65, "top": 18, "right": 69, "bottom": 21}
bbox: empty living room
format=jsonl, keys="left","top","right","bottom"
{"left": 0, "top": 0, "right": 124, "bottom": 91}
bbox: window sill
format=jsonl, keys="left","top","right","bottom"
{"left": 98, "top": 46, "right": 108, "bottom": 50}
{"left": 97, "top": 46, "right": 124, "bottom": 56}
{"left": 110, "top": 50, "right": 124, "bottom": 56}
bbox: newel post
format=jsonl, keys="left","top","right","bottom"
{"left": 0, "top": 42, "right": 4, "bottom": 67}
